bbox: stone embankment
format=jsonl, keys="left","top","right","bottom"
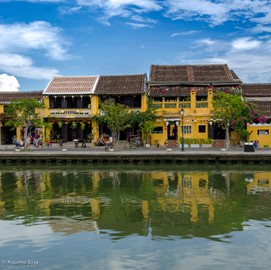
{"left": 0, "top": 144, "right": 270, "bottom": 165}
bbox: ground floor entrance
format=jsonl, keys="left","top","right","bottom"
{"left": 50, "top": 121, "right": 93, "bottom": 143}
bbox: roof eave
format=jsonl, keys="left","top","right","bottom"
{"left": 146, "top": 81, "right": 242, "bottom": 86}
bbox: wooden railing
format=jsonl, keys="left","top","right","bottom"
{"left": 50, "top": 109, "right": 90, "bottom": 117}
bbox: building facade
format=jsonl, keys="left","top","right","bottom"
{"left": 0, "top": 64, "right": 270, "bottom": 148}
{"left": 147, "top": 64, "right": 242, "bottom": 147}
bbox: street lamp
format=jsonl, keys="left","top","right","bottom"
{"left": 180, "top": 108, "right": 184, "bottom": 151}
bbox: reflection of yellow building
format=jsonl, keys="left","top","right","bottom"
{"left": 142, "top": 171, "right": 215, "bottom": 223}
{"left": 2, "top": 169, "right": 258, "bottom": 230}
{"left": 247, "top": 172, "right": 271, "bottom": 194}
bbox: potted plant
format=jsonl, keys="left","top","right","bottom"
{"left": 71, "top": 121, "right": 77, "bottom": 129}
{"left": 80, "top": 122, "right": 86, "bottom": 130}
{"left": 58, "top": 121, "right": 63, "bottom": 128}
{"left": 201, "top": 138, "right": 213, "bottom": 148}
{"left": 191, "top": 138, "right": 200, "bottom": 148}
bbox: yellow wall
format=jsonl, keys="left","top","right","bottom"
{"left": 0, "top": 104, "right": 4, "bottom": 114}
{"left": 247, "top": 124, "right": 271, "bottom": 148}
{"left": 43, "top": 96, "right": 50, "bottom": 117}
{"left": 150, "top": 89, "right": 213, "bottom": 146}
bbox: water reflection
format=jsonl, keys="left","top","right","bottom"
{"left": 0, "top": 167, "right": 271, "bottom": 240}
{"left": 1, "top": 166, "right": 271, "bottom": 269}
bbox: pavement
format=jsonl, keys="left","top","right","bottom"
{"left": 0, "top": 142, "right": 269, "bottom": 155}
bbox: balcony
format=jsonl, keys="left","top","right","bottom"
{"left": 50, "top": 109, "right": 90, "bottom": 118}
{"left": 152, "top": 101, "right": 191, "bottom": 109}
{"left": 196, "top": 101, "right": 208, "bottom": 108}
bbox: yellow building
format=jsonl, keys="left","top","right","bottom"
{"left": 0, "top": 91, "right": 43, "bottom": 144}
{"left": 1, "top": 65, "right": 271, "bottom": 148}
{"left": 147, "top": 64, "right": 242, "bottom": 147}
{"left": 42, "top": 74, "right": 147, "bottom": 143}
{"left": 242, "top": 83, "right": 271, "bottom": 148}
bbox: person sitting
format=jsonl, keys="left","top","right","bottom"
{"left": 96, "top": 134, "right": 105, "bottom": 146}
{"left": 15, "top": 139, "right": 20, "bottom": 148}
{"left": 105, "top": 135, "right": 113, "bottom": 150}
{"left": 47, "top": 140, "right": 52, "bottom": 147}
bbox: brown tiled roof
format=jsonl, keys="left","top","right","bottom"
{"left": 149, "top": 64, "right": 241, "bottom": 83}
{"left": 95, "top": 74, "right": 146, "bottom": 95}
{"left": 242, "top": 83, "right": 271, "bottom": 97}
{"left": 248, "top": 100, "right": 271, "bottom": 118}
{"left": 0, "top": 91, "right": 43, "bottom": 103}
{"left": 43, "top": 76, "right": 99, "bottom": 95}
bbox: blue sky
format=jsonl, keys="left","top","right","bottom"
{"left": 0, "top": 0, "right": 271, "bottom": 91}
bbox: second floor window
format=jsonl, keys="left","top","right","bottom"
{"left": 99, "top": 95, "right": 141, "bottom": 108}
{"left": 49, "top": 96, "right": 90, "bottom": 109}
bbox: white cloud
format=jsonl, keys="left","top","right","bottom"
{"left": 198, "top": 38, "right": 215, "bottom": 46}
{"left": 171, "top": 31, "right": 199, "bottom": 38}
{"left": 77, "top": 0, "right": 161, "bottom": 11}
{"left": 251, "top": 24, "right": 271, "bottom": 34}
{"left": 0, "top": 0, "right": 62, "bottom": 2}
{"left": 0, "top": 53, "right": 59, "bottom": 79}
{"left": 165, "top": 0, "right": 229, "bottom": 25}
{"left": 0, "top": 21, "right": 69, "bottom": 81}
{"left": 76, "top": 0, "right": 162, "bottom": 25}
{"left": 0, "top": 21, "right": 70, "bottom": 60}
{"left": 177, "top": 35, "right": 271, "bottom": 82}
{"left": 165, "top": 0, "right": 271, "bottom": 26}
{"left": 231, "top": 37, "right": 261, "bottom": 50}
{"left": 125, "top": 22, "right": 153, "bottom": 29}
{"left": 2, "top": 65, "right": 59, "bottom": 80}
{"left": 0, "top": 220, "right": 54, "bottom": 249}
{"left": 0, "top": 74, "right": 20, "bottom": 91}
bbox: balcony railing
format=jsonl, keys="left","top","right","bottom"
{"left": 196, "top": 102, "right": 208, "bottom": 108}
{"left": 152, "top": 101, "right": 191, "bottom": 109}
{"left": 50, "top": 109, "right": 90, "bottom": 117}
{"left": 179, "top": 102, "right": 191, "bottom": 108}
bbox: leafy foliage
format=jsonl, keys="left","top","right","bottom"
{"left": 5, "top": 98, "right": 44, "bottom": 129}
{"left": 97, "top": 99, "right": 131, "bottom": 141}
{"left": 212, "top": 91, "right": 266, "bottom": 141}
{"left": 5, "top": 98, "right": 44, "bottom": 148}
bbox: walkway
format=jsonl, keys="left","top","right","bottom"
{"left": 0, "top": 143, "right": 270, "bottom": 165}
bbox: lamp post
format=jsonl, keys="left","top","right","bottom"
{"left": 180, "top": 108, "right": 184, "bottom": 151}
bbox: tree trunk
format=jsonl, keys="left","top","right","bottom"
{"left": 225, "top": 123, "right": 230, "bottom": 150}
{"left": 23, "top": 126, "right": 28, "bottom": 149}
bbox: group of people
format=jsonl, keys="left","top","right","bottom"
{"left": 96, "top": 133, "right": 113, "bottom": 149}
{"left": 13, "top": 129, "right": 43, "bottom": 148}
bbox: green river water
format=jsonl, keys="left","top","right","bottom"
{"left": 0, "top": 165, "right": 271, "bottom": 270}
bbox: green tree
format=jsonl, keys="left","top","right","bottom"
{"left": 140, "top": 120, "right": 155, "bottom": 145}
{"left": 98, "top": 99, "right": 131, "bottom": 149}
{"left": 5, "top": 98, "right": 44, "bottom": 148}
{"left": 129, "top": 98, "right": 157, "bottom": 145}
{"left": 212, "top": 91, "right": 265, "bottom": 149}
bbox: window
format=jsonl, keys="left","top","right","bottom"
{"left": 183, "top": 126, "right": 191, "bottom": 134}
{"left": 153, "top": 97, "right": 162, "bottom": 102}
{"left": 152, "top": 127, "right": 163, "bottom": 134}
{"left": 198, "top": 125, "right": 206, "bottom": 133}
{"left": 82, "top": 97, "right": 90, "bottom": 108}
{"left": 49, "top": 96, "right": 61, "bottom": 109}
{"left": 196, "top": 95, "right": 207, "bottom": 101}
{"left": 257, "top": 130, "right": 269, "bottom": 135}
